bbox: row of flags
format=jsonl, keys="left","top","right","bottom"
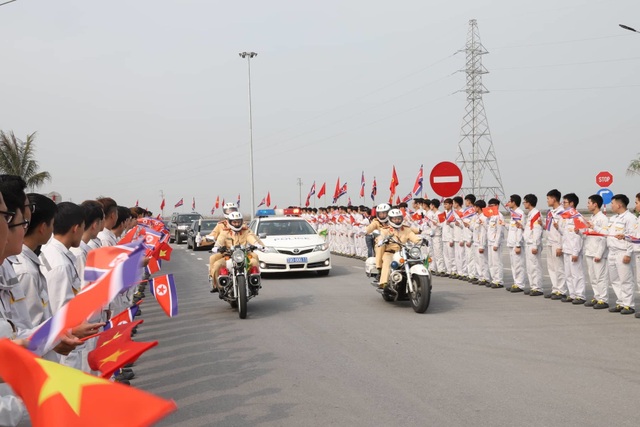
{"left": 304, "top": 165, "right": 425, "bottom": 206}
{"left": 161, "top": 194, "right": 243, "bottom": 214}
{"left": 1, "top": 217, "right": 183, "bottom": 426}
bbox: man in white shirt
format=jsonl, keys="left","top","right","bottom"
{"left": 544, "top": 189, "right": 568, "bottom": 299}
{"left": 606, "top": 194, "right": 637, "bottom": 315}
{"left": 88, "top": 196, "right": 118, "bottom": 250}
{"left": 487, "top": 198, "right": 504, "bottom": 289}
{"left": 584, "top": 194, "right": 610, "bottom": 309}
{"left": 472, "top": 200, "right": 490, "bottom": 285}
{"left": 521, "top": 194, "right": 544, "bottom": 296}
{"left": 559, "top": 193, "right": 586, "bottom": 304}
{"left": 505, "top": 194, "right": 527, "bottom": 293}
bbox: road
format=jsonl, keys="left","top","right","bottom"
{"left": 133, "top": 244, "right": 640, "bottom": 427}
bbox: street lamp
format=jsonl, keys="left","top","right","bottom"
{"left": 619, "top": 24, "right": 639, "bottom": 33}
{"left": 239, "top": 51, "right": 258, "bottom": 219}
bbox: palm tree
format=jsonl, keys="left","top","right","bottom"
{"left": 0, "top": 131, "right": 51, "bottom": 189}
{"left": 628, "top": 153, "right": 640, "bottom": 177}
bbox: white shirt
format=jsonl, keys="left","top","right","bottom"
{"left": 0, "top": 259, "right": 34, "bottom": 339}
{"left": 584, "top": 211, "right": 608, "bottom": 258}
{"left": 606, "top": 210, "right": 636, "bottom": 255}
{"left": 506, "top": 208, "right": 525, "bottom": 248}
{"left": 97, "top": 229, "right": 118, "bottom": 247}
{"left": 13, "top": 245, "right": 52, "bottom": 327}
{"left": 40, "top": 238, "right": 81, "bottom": 314}
{"left": 70, "top": 240, "right": 91, "bottom": 289}
{"left": 523, "top": 208, "right": 543, "bottom": 247}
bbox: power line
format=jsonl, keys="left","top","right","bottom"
{"left": 492, "top": 84, "right": 640, "bottom": 92}
{"left": 492, "top": 34, "right": 631, "bottom": 50}
{"left": 492, "top": 56, "right": 640, "bottom": 70}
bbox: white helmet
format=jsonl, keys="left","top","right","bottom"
{"left": 388, "top": 209, "right": 404, "bottom": 229}
{"left": 376, "top": 203, "right": 391, "bottom": 223}
{"left": 223, "top": 202, "right": 238, "bottom": 218}
{"left": 227, "top": 211, "right": 244, "bottom": 231}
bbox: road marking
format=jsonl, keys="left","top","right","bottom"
{"left": 352, "top": 266, "right": 364, "bottom": 270}
{"left": 197, "top": 258, "right": 203, "bottom": 260}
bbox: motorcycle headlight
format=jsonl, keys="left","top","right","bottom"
{"left": 262, "top": 246, "right": 278, "bottom": 253}
{"left": 408, "top": 247, "right": 422, "bottom": 260}
{"left": 232, "top": 249, "right": 245, "bottom": 264}
{"left": 313, "top": 243, "right": 328, "bottom": 252}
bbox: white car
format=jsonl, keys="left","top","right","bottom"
{"left": 249, "top": 209, "right": 331, "bottom": 275}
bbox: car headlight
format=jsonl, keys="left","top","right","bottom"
{"left": 313, "top": 243, "right": 328, "bottom": 252}
{"left": 232, "top": 249, "right": 245, "bottom": 264}
{"left": 261, "top": 246, "right": 278, "bottom": 253}
{"left": 408, "top": 247, "right": 422, "bottom": 260}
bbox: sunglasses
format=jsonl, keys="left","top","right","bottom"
{"left": 0, "top": 210, "right": 15, "bottom": 224}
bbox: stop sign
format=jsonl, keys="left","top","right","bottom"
{"left": 596, "top": 171, "right": 613, "bottom": 188}
{"left": 430, "top": 162, "right": 463, "bottom": 197}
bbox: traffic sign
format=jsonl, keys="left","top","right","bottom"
{"left": 430, "top": 162, "right": 463, "bottom": 197}
{"left": 596, "top": 171, "right": 613, "bottom": 188}
{"left": 597, "top": 188, "right": 613, "bottom": 205}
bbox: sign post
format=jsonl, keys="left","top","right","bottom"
{"left": 429, "top": 162, "right": 463, "bottom": 198}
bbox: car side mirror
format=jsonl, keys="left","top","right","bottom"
{"left": 258, "top": 233, "right": 267, "bottom": 239}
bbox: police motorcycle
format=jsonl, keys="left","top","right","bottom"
{"left": 206, "top": 243, "right": 262, "bottom": 319}
{"left": 366, "top": 212, "right": 431, "bottom": 314}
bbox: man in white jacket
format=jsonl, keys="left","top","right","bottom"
{"left": 522, "top": 194, "right": 544, "bottom": 296}
{"left": 544, "top": 189, "right": 568, "bottom": 300}
{"left": 584, "top": 194, "right": 610, "bottom": 309}
{"left": 505, "top": 194, "right": 527, "bottom": 293}
{"left": 559, "top": 193, "right": 586, "bottom": 304}
{"left": 606, "top": 194, "right": 637, "bottom": 315}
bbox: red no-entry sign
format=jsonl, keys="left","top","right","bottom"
{"left": 596, "top": 171, "right": 613, "bottom": 188}
{"left": 430, "top": 162, "right": 463, "bottom": 197}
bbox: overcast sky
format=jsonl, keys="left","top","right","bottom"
{"left": 1, "top": 0, "right": 639, "bottom": 214}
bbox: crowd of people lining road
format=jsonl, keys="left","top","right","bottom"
{"left": 298, "top": 190, "right": 640, "bottom": 317}
{"left": 0, "top": 174, "right": 159, "bottom": 426}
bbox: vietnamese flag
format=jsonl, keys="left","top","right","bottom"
{"left": 215, "top": 195, "right": 220, "bottom": 209}
{"left": 266, "top": 192, "right": 271, "bottom": 207}
{"left": 317, "top": 182, "right": 326, "bottom": 199}
{"left": 483, "top": 206, "right": 499, "bottom": 217}
{"left": 92, "top": 339, "right": 158, "bottom": 379}
{"left": 437, "top": 212, "right": 446, "bottom": 223}
{"left": 160, "top": 198, "right": 165, "bottom": 211}
{"left": 395, "top": 195, "right": 401, "bottom": 205}
{"left": 390, "top": 166, "right": 399, "bottom": 194}
{"left": 150, "top": 274, "right": 179, "bottom": 317}
{"left": 95, "top": 320, "right": 142, "bottom": 350}
{"left": 157, "top": 241, "right": 172, "bottom": 261}
{"left": 574, "top": 216, "right": 589, "bottom": 230}
{"left": 0, "top": 339, "right": 176, "bottom": 427}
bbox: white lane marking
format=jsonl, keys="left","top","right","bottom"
{"left": 352, "top": 266, "right": 364, "bottom": 269}
{"left": 433, "top": 176, "right": 460, "bottom": 183}
{"left": 197, "top": 258, "right": 203, "bottom": 260}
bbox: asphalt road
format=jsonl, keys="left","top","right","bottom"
{"left": 133, "top": 244, "right": 640, "bottom": 427}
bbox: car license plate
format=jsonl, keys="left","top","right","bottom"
{"left": 287, "top": 257, "right": 308, "bottom": 263}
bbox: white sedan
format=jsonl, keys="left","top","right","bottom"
{"left": 249, "top": 212, "right": 331, "bottom": 275}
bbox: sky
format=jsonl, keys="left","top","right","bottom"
{"left": 1, "top": 0, "right": 639, "bottom": 215}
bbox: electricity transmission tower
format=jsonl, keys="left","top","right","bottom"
{"left": 456, "top": 19, "right": 505, "bottom": 202}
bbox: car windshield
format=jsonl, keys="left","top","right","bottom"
{"left": 200, "top": 220, "right": 218, "bottom": 230}
{"left": 258, "top": 219, "right": 315, "bottom": 236}
{"left": 179, "top": 214, "right": 201, "bottom": 223}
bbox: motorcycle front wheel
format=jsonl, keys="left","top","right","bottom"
{"left": 410, "top": 274, "right": 431, "bottom": 313}
{"left": 237, "top": 275, "right": 247, "bottom": 319}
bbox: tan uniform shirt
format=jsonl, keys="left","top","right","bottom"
{"left": 380, "top": 226, "right": 423, "bottom": 252}
{"left": 201, "top": 220, "right": 228, "bottom": 246}
{"left": 215, "top": 227, "right": 264, "bottom": 249}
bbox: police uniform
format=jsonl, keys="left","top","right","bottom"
{"left": 366, "top": 218, "right": 391, "bottom": 272}
{"left": 211, "top": 226, "right": 263, "bottom": 285}
{"left": 205, "top": 220, "right": 228, "bottom": 278}
{"left": 378, "top": 225, "right": 422, "bottom": 286}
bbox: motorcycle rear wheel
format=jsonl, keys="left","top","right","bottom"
{"left": 410, "top": 274, "right": 431, "bottom": 313}
{"left": 237, "top": 275, "right": 247, "bottom": 319}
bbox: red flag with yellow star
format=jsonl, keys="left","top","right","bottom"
{"left": 0, "top": 338, "right": 176, "bottom": 427}
{"left": 88, "top": 337, "right": 158, "bottom": 379}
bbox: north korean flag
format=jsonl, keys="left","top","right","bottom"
{"left": 150, "top": 274, "right": 179, "bottom": 318}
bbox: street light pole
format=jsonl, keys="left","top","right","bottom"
{"left": 619, "top": 24, "right": 639, "bottom": 33}
{"left": 239, "top": 51, "right": 258, "bottom": 220}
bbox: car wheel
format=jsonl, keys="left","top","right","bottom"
{"left": 175, "top": 232, "right": 183, "bottom": 244}
{"left": 169, "top": 233, "right": 175, "bottom": 243}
